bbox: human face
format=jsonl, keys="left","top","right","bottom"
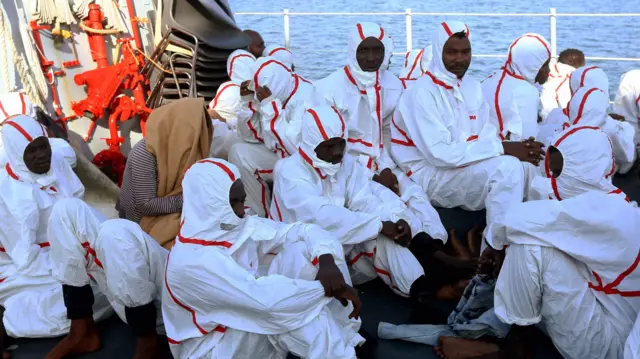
{"left": 23, "top": 136, "right": 52, "bottom": 174}
{"left": 548, "top": 146, "right": 563, "bottom": 178}
{"left": 247, "top": 32, "right": 265, "bottom": 58}
{"left": 229, "top": 180, "right": 247, "bottom": 219}
{"left": 536, "top": 58, "right": 551, "bottom": 85}
{"left": 314, "top": 137, "right": 346, "bottom": 164}
{"left": 357, "top": 37, "right": 385, "bottom": 72}
{"left": 442, "top": 35, "right": 472, "bottom": 79}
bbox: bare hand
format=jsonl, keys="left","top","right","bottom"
{"left": 256, "top": 85, "right": 272, "bottom": 102}
{"left": 477, "top": 245, "right": 505, "bottom": 279}
{"left": 334, "top": 285, "right": 361, "bottom": 319}
{"left": 503, "top": 139, "right": 545, "bottom": 166}
{"left": 240, "top": 80, "right": 254, "bottom": 96}
{"left": 609, "top": 113, "right": 626, "bottom": 122}
{"left": 373, "top": 168, "right": 400, "bottom": 195}
{"left": 207, "top": 108, "right": 225, "bottom": 122}
{"left": 381, "top": 221, "right": 399, "bottom": 239}
{"left": 315, "top": 254, "right": 347, "bottom": 297}
{"left": 394, "top": 219, "right": 412, "bottom": 247}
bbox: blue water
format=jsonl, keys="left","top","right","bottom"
{"left": 229, "top": 0, "right": 639, "bottom": 95}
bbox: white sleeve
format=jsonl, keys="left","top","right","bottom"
{"left": 377, "top": 114, "right": 397, "bottom": 172}
{"left": 274, "top": 169, "right": 382, "bottom": 246}
{"left": 7, "top": 203, "right": 41, "bottom": 271}
{"left": 508, "top": 87, "right": 540, "bottom": 141}
{"left": 602, "top": 119, "right": 636, "bottom": 164}
{"left": 256, "top": 219, "right": 343, "bottom": 262}
{"left": 398, "top": 89, "right": 504, "bottom": 168}
{"left": 614, "top": 74, "right": 640, "bottom": 122}
{"left": 50, "top": 138, "right": 77, "bottom": 168}
{"left": 169, "top": 251, "right": 330, "bottom": 335}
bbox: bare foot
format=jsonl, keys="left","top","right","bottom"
{"left": 438, "top": 337, "right": 500, "bottom": 359}
{"left": 434, "top": 251, "right": 477, "bottom": 277}
{"left": 467, "top": 225, "right": 484, "bottom": 258}
{"left": 44, "top": 318, "right": 101, "bottom": 359}
{"left": 133, "top": 334, "right": 166, "bottom": 359}
{"left": 449, "top": 229, "right": 473, "bottom": 260}
{"left": 436, "top": 279, "right": 470, "bottom": 301}
{"left": 434, "top": 345, "right": 446, "bottom": 358}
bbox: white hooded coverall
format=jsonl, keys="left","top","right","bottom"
{"left": 391, "top": 21, "right": 525, "bottom": 247}
{"left": 614, "top": 69, "right": 640, "bottom": 158}
{"left": 208, "top": 49, "right": 256, "bottom": 159}
{"left": 482, "top": 33, "right": 551, "bottom": 141}
{"left": 315, "top": 23, "right": 446, "bottom": 241}
{"left": 626, "top": 313, "right": 640, "bottom": 359}
{"left": 270, "top": 106, "right": 427, "bottom": 297}
{"left": 488, "top": 190, "right": 639, "bottom": 359}
{"left": 539, "top": 59, "right": 575, "bottom": 120}
{"left": 47, "top": 199, "right": 167, "bottom": 333}
{"left": 229, "top": 57, "right": 320, "bottom": 218}
{"left": 0, "top": 115, "right": 111, "bottom": 338}
{"left": 263, "top": 45, "right": 295, "bottom": 70}
{"left": 162, "top": 158, "right": 363, "bottom": 359}
{"left": 399, "top": 48, "right": 425, "bottom": 90}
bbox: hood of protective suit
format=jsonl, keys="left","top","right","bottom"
{"left": 381, "top": 32, "right": 394, "bottom": 73}
{"left": 567, "top": 87, "right": 609, "bottom": 127}
{"left": 543, "top": 126, "right": 618, "bottom": 201}
{"left": 400, "top": 48, "right": 424, "bottom": 80}
{"left": 0, "top": 92, "right": 35, "bottom": 121}
{"left": 253, "top": 57, "right": 297, "bottom": 106}
{"left": 298, "top": 106, "right": 347, "bottom": 179}
{"left": 570, "top": 66, "right": 609, "bottom": 97}
{"left": 2, "top": 115, "right": 55, "bottom": 187}
{"left": 504, "top": 33, "right": 550, "bottom": 84}
{"left": 346, "top": 22, "right": 390, "bottom": 89}
{"left": 549, "top": 59, "right": 575, "bottom": 78}
{"left": 426, "top": 21, "right": 471, "bottom": 87}
{"left": 263, "top": 45, "right": 295, "bottom": 70}
{"left": 420, "top": 45, "right": 433, "bottom": 74}
{"left": 227, "top": 49, "right": 256, "bottom": 83}
{"left": 179, "top": 158, "right": 270, "bottom": 254}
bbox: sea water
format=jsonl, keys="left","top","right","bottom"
{"left": 229, "top": 0, "right": 640, "bottom": 96}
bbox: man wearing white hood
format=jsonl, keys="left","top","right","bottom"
{"left": 228, "top": 57, "right": 320, "bottom": 217}
{"left": 315, "top": 23, "right": 446, "bottom": 249}
{"left": 435, "top": 126, "right": 639, "bottom": 359}
{"left": 0, "top": 116, "right": 112, "bottom": 355}
{"left": 539, "top": 48, "right": 585, "bottom": 120}
{"left": 263, "top": 45, "right": 295, "bottom": 71}
{"left": 482, "top": 33, "right": 551, "bottom": 141}
{"left": 163, "top": 158, "right": 367, "bottom": 359}
{"left": 399, "top": 45, "right": 433, "bottom": 90}
{"left": 271, "top": 106, "right": 481, "bottom": 324}
{"left": 208, "top": 50, "right": 256, "bottom": 159}
{"left": 614, "top": 69, "right": 640, "bottom": 160}
{"left": 392, "top": 21, "right": 544, "bottom": 249}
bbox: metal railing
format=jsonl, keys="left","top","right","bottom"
{"left": 235, "top": 9, "right": 640, "bottom": 62}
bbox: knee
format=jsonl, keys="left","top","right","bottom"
{"left": 50, "top": 198, "right": 88, "bottom": 222}
{"left": 492, "top": 156, "right": 526, "bottom": 182}
{"left": 228, "top": 142, "right": 248, "bottom": 168}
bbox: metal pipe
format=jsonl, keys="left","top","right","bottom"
{"left": 86, "top": 4, "right": 109, "bottom": 68}
{"left": 125, "top": 0, "right": 144, "bottom": 50}
{"left": 405, "top": 8, "right": 412, "bottom": 52}
{"left": 284, "top": 9, "right": 290, "bottom": 49}
{"left": 549, "top": 8, "right": 557, "bottom": 57}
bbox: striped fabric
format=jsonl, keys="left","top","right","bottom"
{"left": 116, "top": 139, "right": 183, "bottom": 223}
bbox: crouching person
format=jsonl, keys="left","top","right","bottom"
{"left": 163, "top": 158, "right": 366, "bottom": 359}
{"left": 46, "top": 199, "right": 167, "bottom": 359}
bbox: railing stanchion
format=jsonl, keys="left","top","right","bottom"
{"left": 284, "top": 9, "right": 291, "bottom": 49}
{"left": 550, "top": 7, "right": 557, "bottom": 57}
{"left": 405, "top": 8, "right": 412, "bottom": 52}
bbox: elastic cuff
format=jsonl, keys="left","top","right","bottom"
{"left": 62, "top": 284, "right": 94, "bottom": 320}
{"left": 125, "top": 302, "right": 157, "bottom": 336}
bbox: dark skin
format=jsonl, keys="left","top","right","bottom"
{"left": 314, "top": 138, "right": 410, "bottom": 247}
{"left": 23, "top": 136, "right": 52, "bottom": 174}
{"left": 229, "top": 179, "right": 361, "bottom": 319}
{"left": 356, "top": 37, "right": 385, "bottom": 72}
{"left": 442, "top": 34, "right": 472, "bottom": 79}
{"left": 547, "top": 146, "right": 563, "bottom": 177}
{"left": 535, "top": 59, "right": 551, "bottom": 85}
{"left": 502, "top": 136, "right": 545, "bottom": 166}
{"left": 373, "top": 168, "right": 400, "bottom": 195}
{"left": 244, "top": 30, "right": 265, "bottom": 59}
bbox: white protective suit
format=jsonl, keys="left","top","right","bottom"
{"left": 263, "top": 45, "right": 294, "bottom": 70}
{"left": 0, "top": 115, "right": 111, "bottom": 338}
{"left": 399, "top": 48, "right": 424, "bottom": 89}
{"left": 162, "top": 158, "right": 363, "bottom": 359}
{"left": 614, "top": 69, "right": 640, "bottom": 158}
{"left": 626, "top": 313, "right": 640, "bottom": 359}
{"left": 271, "top": 106, "right": 428, "bottom": 297}
{"left": 315, "top": 23, "right": 446, "bottom": 241}
{"left": 228, "top": 57, "right": 320, "bottom": 217}
{"left": 391, "top": 21, "right": 525, "bottom": 247}
{"left": 489, "top": 190, "right": 640, "bottom": 359}
{"left": 539, "top": 59, "right": 575, "bottom": 120}
{"left": 208, "top": 50, "right": 256, "bottom": 159}
{"left": 482, "top": 33, "right": 551, "bottom": 141}
{"left": 48, "top": 199, "right": 167, "bottom": 333}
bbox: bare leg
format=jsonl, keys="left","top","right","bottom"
{"left": 133, "top": 333, "right": 166, "bottom": 359}
{"left": 436, "top": 279, "right": 471, "bottom": 301}
{"left": 436, "top": 337, "right": 500, "bottom": 359}
{"left": 44, "top": 318, "right": 101, "bottom": 359}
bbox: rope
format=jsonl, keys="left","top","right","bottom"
{"left": 79, "top": 22, "right": 122, "bottom": 34}
{"left": 132, "top": 47, "right": 174, "bottom": 75}
{"left": 0, "top": 6, "right": 13, "bottom": 92}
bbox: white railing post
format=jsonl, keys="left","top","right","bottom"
{"left": 549, "top": 7, "right": 557, "bottom": 57}
{"left": 405, "top": 8, "right": 413, "bottom": 52}
{"left": 284, "top": 9, "right": 291, "bottom": 48}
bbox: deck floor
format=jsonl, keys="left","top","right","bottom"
{"left": 10, "top": 170, "right": 640, "bottom": 358}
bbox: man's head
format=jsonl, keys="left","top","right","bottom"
{"left": 535, "top": 58, "right": 551, "bottom": 85}
{"left": 23, "top": 136, "right": 52, "bottom": 174}
{"left": 229, "top": 179, "right": 246, "bottom": 219}
{"left": 299, "top": 106, "right": 347, "bottom": 178}
{"left": 442, "top": 31, "right": 471, "bottom": 79}
{"left": 569, "top": 66, "right": 609, "bottom": 97}
{"left": 357, "top": 37, "right": 385, "bottom": 72}
{"left": 547, "top": 146, "right": 563, "bottom": 178}
{"left": 2, "top": 115, "right": 52, "bottom": 178}
{"left": 244, "top": 30, "right": 265, "bottom": 58}
{"left": 558, "top": 48, "right": 585, "bottom": 68}
{"left": 315, "top": 137, "right": 346, "bottom": 165}
{"left": 505, "top": 34, "right": 551, "bottom": 84}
